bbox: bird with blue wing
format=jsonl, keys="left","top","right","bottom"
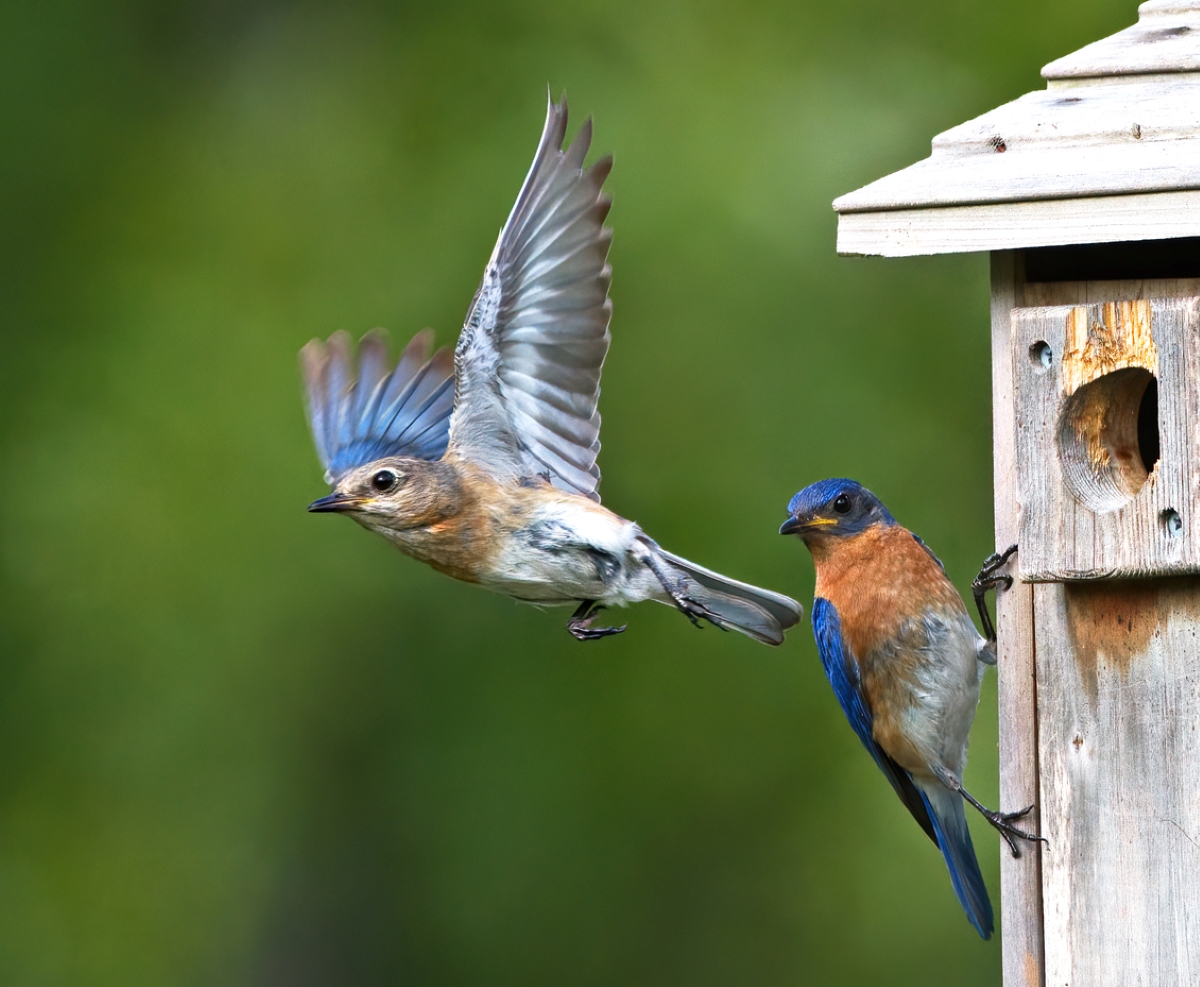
{"left": 299, "top": 94, "right": 802, "bottom": 645}
{"left": 780, "top": 478, "right": 1041, "bottom": 938}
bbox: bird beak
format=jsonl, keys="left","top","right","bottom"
{"left": 779, "top": 515, "right": 837, "bottom": 536}
{"left": 308, "top": 491, "right": 366, "bottom": 513}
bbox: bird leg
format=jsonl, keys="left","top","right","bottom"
{"left": 640, "top": 553, "right": 727, "bottom": 632}
{"left": 566, "top": 600, "right": 627, "bottom": 641}
{"left": 972, "top": 543, "right": 1018, "bottom": 644}
{"left": 932, "top": 763, "right": 1046, "bottom": 858}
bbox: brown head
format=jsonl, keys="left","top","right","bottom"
{"left": 308, "top": 457, "right": 464, "bottom": 535}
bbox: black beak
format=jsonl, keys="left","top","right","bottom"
{"left": 307, "top": 491, "right": 363, "bottom": 513}
{"left": 779, "top": 516, "right": 803, "bottom": 536}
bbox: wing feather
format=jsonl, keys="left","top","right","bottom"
{"left": 811, "top": 598, "right": 938, "bottom": 845}
{"left": 448, "top": 94, "right": 613, "bottom": 501}
{"left": 300, "top": 329, "right": 454, "bottom": 483}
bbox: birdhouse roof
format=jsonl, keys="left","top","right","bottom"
{"left": 835, "top": 1, "right": 1200, "bottom": 256}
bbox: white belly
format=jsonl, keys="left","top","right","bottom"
{"left": 479, "top": 501, "right": 662, "bottom": 606}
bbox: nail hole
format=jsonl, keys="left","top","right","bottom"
{"left": 1029, "top": 340, "right": 1053, "bottom": 372}
{"left": 1057, "top": 367, "right": 1159, "bottom": 512}
{"left": 1162, "top": 509, "right": 1183, "bottom": 539}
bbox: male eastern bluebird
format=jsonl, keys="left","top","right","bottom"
{"left": 780, "top": 479, "right": 1041, "bottom": 938}
{"left": 299, "top": 94, "right": 802, "bottom": 645}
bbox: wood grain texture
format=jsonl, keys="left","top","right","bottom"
{"left": 836, "top": 189, "right": 1200, "bottom": 257}
{"left": 834, "top": 77, "right": 1200, "bottom": 215}
{"left": 1035, "top": 577, "right": 1200, "bottom": 987}
{"left": 1043, "top": 1, "right": 1200, "bottom": 82}
{"left": 1013, "top": 295, "right": 1200, "bottom": 580}
{"left": 991, "top": 252, "right": 1045, "bottom": 987}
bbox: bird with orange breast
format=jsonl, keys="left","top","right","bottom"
{"left": 780, "top": 478, "right": 1041, "bottom": 937}
{"left": 300, "top": 94, "right": 802, "bottom": 645}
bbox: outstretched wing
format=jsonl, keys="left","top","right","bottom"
{"left": 448, "top": 93, "right": 613, "bottom": 502}
{"left": 811, "top": 598, "right": 938, "bottom": 845}
{"left": 301, "top": 328, "right": 454, "bottom": 484}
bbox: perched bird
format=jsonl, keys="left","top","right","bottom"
{"left": 300, "top": 94, "right": 802, "bottom": 645}
{"left": 779, "top": 478, "right": 1040, "bottom": 938}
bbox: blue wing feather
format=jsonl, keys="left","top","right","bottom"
{"left": 920, "top": 786, "right": 994, "bottom": 938}
{"left": 811, "top": 597, "right": 993, "bottom": 938}
{"left": 811, "top": 598, "right": 937, "bottom": 844}
{"left": 300, "top": 329, "right": 455, "bottom": 483}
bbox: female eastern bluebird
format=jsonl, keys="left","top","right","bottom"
{"left": 299, "top": 94, "right": 802, "bottom": 645}
{"left": 780, "top": 479, "right": 1040, "bottom": 938}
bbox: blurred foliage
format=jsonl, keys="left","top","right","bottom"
{"left": 0, "top": 0, "right": 1136, "bottom": 983}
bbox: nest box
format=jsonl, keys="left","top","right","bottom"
{"left": 835, "top": 3, "right": 1200, "bottom": 984}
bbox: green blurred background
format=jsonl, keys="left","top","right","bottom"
{"left": 0, "top": 0, "right": 1134, "bottom": 983}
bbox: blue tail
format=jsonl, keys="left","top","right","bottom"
{"left": 920, "top": 785, "right": 993, "bottom": 939}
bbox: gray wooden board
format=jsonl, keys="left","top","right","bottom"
{"left": 835, "top": 190, "right": 1200, "bottom": 258}
{"left": 833, "top": 77, "right": 1200, "bottom": 215}
{"left": 1043, "top": 1, "right": 1200, "bottom": 81}
{"left": 992, "top": 252, "right": 1046, "bottom": 987}
{"left": 1035, "top": 578, "right": 1200, "bottom": 987}
{"left": 1013, "top": 295, "right": 1200, "bottom": 580}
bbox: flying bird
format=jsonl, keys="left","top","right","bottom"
{"left": 300, "top": 95, "right": 802, "bottom": 645}
{"left": 780, "top": 478, "right": 1041, "bottom": 937}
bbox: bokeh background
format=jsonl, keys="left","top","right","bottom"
{"left": 0, "top": 0, "right": 1136, "bottom": 983}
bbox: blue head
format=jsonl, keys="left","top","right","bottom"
{"left": 779, "top": 479, "right": 895, "bottom": 542}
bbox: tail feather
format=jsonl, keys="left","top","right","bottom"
{"left": 658, "top": 549, "right": 803, "bottom": 646}
{"left": 920, "top": 784, "right": 994, "bottom": 939}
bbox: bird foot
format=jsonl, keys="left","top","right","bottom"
{"left": 972, "top": 544, "right": 1018, "bottom": 644}
{"left": 567, "top": 602, "right": 627, "bottom": 641}
{"left": 674, "top": 594, "right": 726, "bottom": 631}
{"left": 983, "top": 803, "right": 1046, "bottom": 858}
{"left": 639, "top": 552, "right": 727, "bottom": 632}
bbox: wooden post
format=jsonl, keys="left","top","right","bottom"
{"left": 991, "top": 251, "right": 1045, "bottom": 987}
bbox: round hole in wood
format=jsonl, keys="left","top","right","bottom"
{"left": 1162, "top": 508, "right": 1183, "bottom": 539}
{"left": 1056, "top": 367, "right": 1159, "bottom": 513}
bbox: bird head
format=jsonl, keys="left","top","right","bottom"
{"left": 779, "top": 478, "right": 895, "bottom": 544}
{"left": 308, "top": 457, "right": 461, "bottom": 533}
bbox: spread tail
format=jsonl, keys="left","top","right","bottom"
{"left": 657, "top": 549, "right": 803, "bottom": 646}
{"left": 920, "top": 783, "right": 994, "bottom": 939}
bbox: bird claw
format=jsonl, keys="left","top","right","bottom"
{"left": 567, "top": 602, "right": 627, "bottom": 641}
{"left": 973, "top": 544, "right": 1018, "bottom": 592}
{"left": 972, "top": 544, "right": 1018, "bottom": 644}
{"left": 675, "top": 595, "right": 726, "bottom": 631}
{"left": 639, "top": 551, "right": 728, "bottom": 632}
{"left": 984, "top": 803, "right": 1046, "bottom": 858}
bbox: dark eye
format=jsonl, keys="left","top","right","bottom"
{"left": 833, "top": 494, "right": 852, "bottom": 515}
{"left": 371, "top": 469, "right": 398, "bottom": 493}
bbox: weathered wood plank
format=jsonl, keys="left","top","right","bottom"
{"left": 1022, "top": 277, "right": 1200, "bottom": 307}
{"left": 1043, "top": 1, "right": 1200, "bottom": 82}
{"left": 836, "top": 190, "right": 1200, "bottom": 258}
{"left": 1013, "top": 295, "right": 1200, "bottom": 580}
{"left": 833, "top": 77, "right": 1200, "bottom": 216}
{"left": 991, "top": 251, "right": 1045, "bottom": 987}
{"left": 1036, "top": 577, "right": 1200, "bottom": 987}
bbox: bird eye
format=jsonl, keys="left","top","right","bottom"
{"left": 371, "top": 469, "right": 398, "bottom": 493}
{"left": 833, "top": 494, "right": 852, "bottom": 514}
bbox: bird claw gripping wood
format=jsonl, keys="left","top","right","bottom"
{"left": 982, "top": 803, "right": 1047, "bottom": 859}
{"left": 567, "top": 601, "right": 627, "bottom": 641}
{"left": 972, "top": 544, "right": 1018, "bottom": 644}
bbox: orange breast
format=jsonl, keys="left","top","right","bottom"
{"left": 813, "top": 525, "right": 966, "bottom": 667}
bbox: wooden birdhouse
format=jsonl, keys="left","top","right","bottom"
{"left": 834, "top": 3, "right": 1200, "bottom": 984}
